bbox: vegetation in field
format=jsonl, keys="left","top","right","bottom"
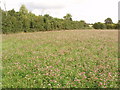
{"left": 2, "top": 30, "right": 118, "bottom": 88}
{"left": 1, "top": 4, "right": 119, "bottom": 34}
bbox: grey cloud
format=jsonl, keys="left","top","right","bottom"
{"left": 24, "top": 2, "right": 65, "bottom": 11}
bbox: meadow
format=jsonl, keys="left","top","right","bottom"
{"left": 2, "top": 30, "right": 118, "bottom": 88}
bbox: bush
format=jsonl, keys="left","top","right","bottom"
{"left": 106, "top": 24, "right": 116, "bottom": 29}
{"left": 93, "top": 22, "right": 106, "bottom": 29}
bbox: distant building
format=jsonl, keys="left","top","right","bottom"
{"left": 88, "top": 24, "right": 93, "bottom": 27}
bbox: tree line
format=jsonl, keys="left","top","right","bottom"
{"left": 1, "top": 5, "right": 119, "bottom": 34}
{"left": 93, "top": 18, "right": 120, "bottom": 29}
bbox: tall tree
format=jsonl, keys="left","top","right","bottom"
{"left": 19, "top": 5, "right": 30, "bottom": 32}
{"left": 63, "top": 13, "right": 72, "bottom": 21}
{"left": 104, "top": 18, "right": 113, "bottom": 24}
{"left": 19, "top": 4, "right": 28, "bottom": 15}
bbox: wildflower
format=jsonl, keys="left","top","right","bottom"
{"left": 73, "top": 85, "right": 76, "bottom": 87}
{"left": 108, "top": 72, "right": 112, "bottom": 77}
{"left": 84, "top": 76, "right": 87, "bottom": 78}
{"left": 74, "top": 79, "right": 80, "bottom": 81}
{"left": 99, "top": 82, "right": 103, "bottom": 86}
{"left": 94, "top": 77, "right": 98, "bottom": 80}
{"left": 48, "top": 83, "right": 51, "bottom": 86}
{"left": 49, "top": 66, "right": 53, "bottom": 68}
{"left": 45, "top": 73, "right": 49, "bottom": 75}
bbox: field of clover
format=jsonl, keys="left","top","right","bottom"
{"left": 2, "top": 30, "right": 118, "bottom": 88}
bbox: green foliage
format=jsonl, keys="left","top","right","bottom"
{"left": 115, "top": 20, "right": 120, "bottom": 29}
{"left": 106, "top": 24, "right": 116, "bottom": 29}
{"left": 104, "top": 18, "right": 113, "bottom": 24}
{"left": 2, "top": 5, "right": 117, "bottom": 34}
{"left": 93, "top": 22, "right": 106, "bottom": 29}
{"left": 19, "top": 5, "right": 28, "bottom": 15}
{"left": 93, "top": 19, "right": 117, "bottom": 30}
{"left": 2, "top": 7, "right": 89, "bottom": 34}
{"left": 63, "top": 13, "right": 72, "bottom": 21}
{"left": 117, "top": 23, "right": 120, "bottom": 30}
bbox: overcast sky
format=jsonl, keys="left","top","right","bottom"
{"left": 0, "top": 0, "right": 119, "bottom": 23}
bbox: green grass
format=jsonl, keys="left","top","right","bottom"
{"left": 2, "top": 30, "right": 118, "bottom": 88}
